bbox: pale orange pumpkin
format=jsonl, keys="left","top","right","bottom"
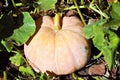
{"left": 24, "top": 14, "right": 90, "bottom": 75}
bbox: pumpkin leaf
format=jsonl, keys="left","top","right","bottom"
{"left": 37, "top": 0, "right": 57, "bottom": 10}
{"left": 102, "top": 46, "right": 113, "bottom": 70}
{"left": 9, "top": 51, "right": 24, "bottom": 66}
{"left": 84, "top": 18, "right": 119, "bottom": 70}
{"left": 105, "top": 19, "right": 120, "bottom": 30}
{"left": 103, "top": 30, "right": 120, "bottom": 69}
{"left": 110, "top": 2, "right": 120, "bottom": 20}
{"left": 39, "top": 73, "right": 47, "bottom": 80}
{"left": 92, "top": 25, "right": 105, "bottom": 51}
{"left": 8, "top": 12, "right": 36, "bottom": 45}
{"left": 84, "top": 19, "right": 107, "bottom": 40}
{"left": 19, "top": 66, "right": 35, "bottom": 78}
{"left": 108, "top": 30, "right": 120, "bottom": 50}
{"left": 1, "top": 40, "right": 13, "bottom": 52}
{"left": 83, "top": 23, "right": 94, "bottom": 39}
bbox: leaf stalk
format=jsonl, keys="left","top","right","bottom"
{"left": 11, "top": 0, "right": 17, "bottom": 10}
{"left": 73, "top": 0, "right": 86, "bottom": 25}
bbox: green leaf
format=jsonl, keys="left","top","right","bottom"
{"left": 92, "top": 25, "right": 105, "bottom": 50}
{"left": 103, "top": 46, "right": 113, "bottom": 70}
{"left": 9, "top": 51, "right": 24, "bottom": 66}
{"left": 103, "top": 30, "right": 120, "bottom": 70}
{"left": 84, "top": 19, "right": 107, "bottom": 39}
{"left": 84, "top": 23, "right": 94, "bottom": 39}
{"left": 9, "top": 12, "right": 36, "bottom": 45}
{"left": 110, "top": 2, "right": 120, "bottom": 19}
{"left": 105, "top": 19, "right": 120, "bottom": 30}
{"left": 37, "top": 0, "right": 57, "bottom": 10}
{"left": 0, "top": 14, "right": 14, "bottom": 52}
{"left": 108, "top": 30, "right": 120, "bottom": 50}
{"left": 40, "top": 73, "right": 47, "bottom": 80}
{"left": 1, "top": 40, "right": 13, "bottom": 52}
{"left": 19, "top": 66, "right": 35, "bottom": 78}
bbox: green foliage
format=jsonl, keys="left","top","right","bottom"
{"left": 105, "top": 19, "right": 120, "bottom": 30}
{"left": 8, "top": 12, "right": 36, "bottom": 45}
{"left": 110, "top": 2, "right": 120, "bottom": 19}
{"left": 37, "top": 0, "right": 57, "bottom": 10}
{"left": 84, "top": 2, "right": 120, "bottom": 70}
{"left": 84, "top": 19, "right": 119, "bottom": 69}
{"left": 9, "top": 50, "right": 36, "bottom": 78}
{"left": 1, "top": 40, "right": 13, "bottom": 52}
{"left": 9, "top": 51, "right": 24, "bottom": 66}
{"left": 108, "top": 30, "right": 119, "bottom": 49}
{"left": 39, "top": 73, "right": 48, "bottom": 80}
{"left": 19, "top": 66, "right": 35, "bottom": 78}
{"left": 0, "top": 11, "right": 36, "bottom": 78}
{"left": 0, "top": 12, "right": 36, "bottom": 51}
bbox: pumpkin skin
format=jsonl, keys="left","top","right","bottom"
{"left": 24, "top": 16, "right": 90, "bottom": 75}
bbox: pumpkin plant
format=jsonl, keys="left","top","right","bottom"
{"left": 24, "top": 14, "right": 91, "bottom": 75}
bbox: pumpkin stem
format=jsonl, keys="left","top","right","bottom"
{"left": 54, "top": 13, "right": 61, "bottom": 32}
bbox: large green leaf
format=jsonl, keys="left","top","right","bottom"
{"left": 9, "top": 12, "right": 36, "bottom": 45}
{"left": 37, "top": 0, "right": 57, "bottom": 10}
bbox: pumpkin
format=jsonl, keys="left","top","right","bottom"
{"left": 24, "top": 14, "right": 90, "bottom": 75}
